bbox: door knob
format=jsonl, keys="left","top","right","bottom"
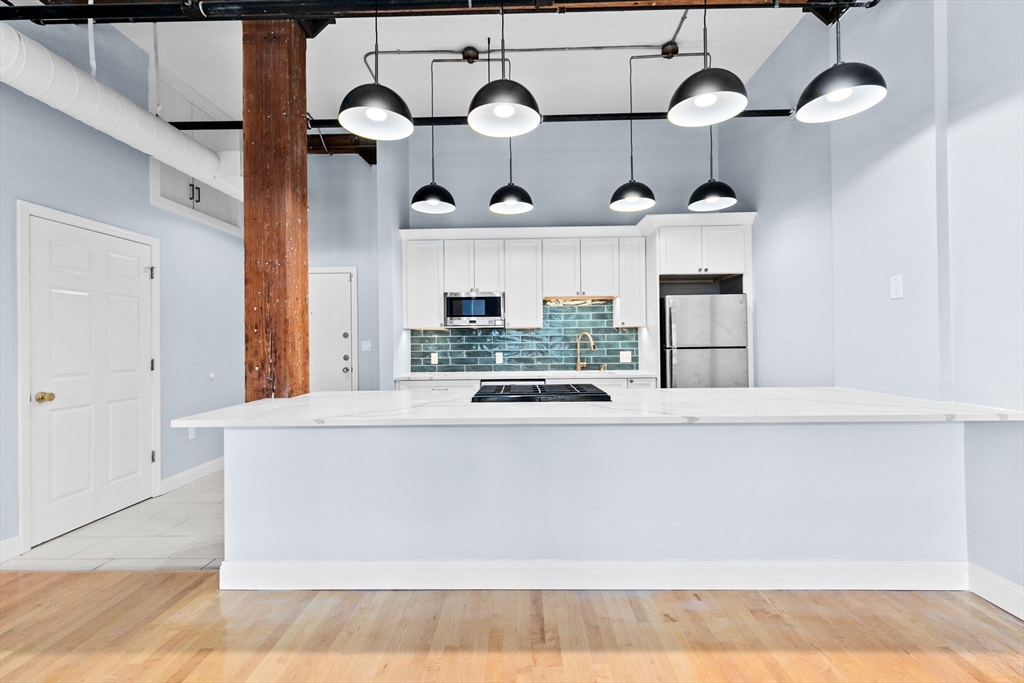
{"left": 35, "top": 392, "right": 55, "bottom": 403}
{"left": 343, "top": 367, "right": 350, "bottom": 373}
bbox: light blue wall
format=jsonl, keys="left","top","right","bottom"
{"left": 719, "top": 17, "right": 835, "bottom": 388}
{"left": 406, "top": 119, "right": 710, "bottom": 229}
{"left": 0, "top": 23, "right": 243, "bottom": 542}
{"left": 307, "top": 155, "right": 380, "bottom": 390}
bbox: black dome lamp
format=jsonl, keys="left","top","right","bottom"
{"left": 610, "top": 58, "right": 656, "bottom": 213}
{"left": 337, "top": 0, "right": 414, "bottom": 141}
{"left": 689, "top": 126, "right": 737, "bottom": 212}
{"left": 489, "top": 139, "right": 533, "bottom": 215}
{"left": 412, "top": 62, "right": 456, "bottom": 214}
{"left": 668, "top": 3, "right": 747, "bottom": 128}
{"left": 468, "top": 0, "right": 541, "bottom": 138}
{"left": 796, "top": 18, "right": 887, "bottom": 123}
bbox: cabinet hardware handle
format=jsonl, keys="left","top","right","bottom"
{"left": 188, "top": 183, "right": 194, "bottom": 202}
{"left": 195, "top": 186, "right": 201, "bottom": 203}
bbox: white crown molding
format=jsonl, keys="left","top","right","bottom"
{"left": 220, "top": 560, "right": 968, "bottom": 591}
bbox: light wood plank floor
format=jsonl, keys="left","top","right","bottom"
{"left": 1, "top": 571, "right": 1021, "bottom": 683}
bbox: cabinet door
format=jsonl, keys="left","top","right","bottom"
{"left": 473, "top": 240, "right": 505, "bottom": 292}
{"left": 702, "top": 226, "right": 746, "bottom": 275}
{"left": 580, "top": 238, "right": 619, "bottom": 297}
{"left": 627, "top": 377, "right": 658, "bottom": 389}
{"left": 404, "top": 240, "right": 445, "bottom": 329}
{"left": 585, "top": 378, "right": 629, "bottom": 393}
{"left": 444, "top": 240, "right": 475, "bottom": 292}
{"left": 504, "top": 239, "right": 543, "bottom": 329}
{"left": 190, "top": 179, "right": 242, "bottom": 227}
{"left": 542, "top": 239, "right": 581, "bottom": 297}
{"left": 659, "top": 226, "right": 703, "bottom": 275}
{"left": 614, "top": 237, "right": 646, "bottom": 327}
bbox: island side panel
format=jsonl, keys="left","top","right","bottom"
{"left": 221, "top": 422, "right": 968, "bottom": 589}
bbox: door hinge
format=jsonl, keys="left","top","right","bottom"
{"left": 149, "top": 266, "right": 155, "bottom": 279}
{"left": 151, "top": 450, "right": 156, "bottom": 463}
{"left": 151, "top": 358, "right": 155, "bottom": 371}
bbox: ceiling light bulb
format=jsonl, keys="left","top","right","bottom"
{"left": 504, "top": 197, "right": 517, "bottom": 205}
{"left": 706, "top": 195, "right": 720, "bottom": 204}
{"left": 625, "top": 194, "right": 639, "bottom": 202}
{"left": 493, "top": 103, "right": 515, "bottom": 118}
{"left": 694, "top": 93, "right": 718, "bottom": 108}
{"left": 826, "top": 88, "right": 853, "bottom": 102}
{"left": 365, "top": 107, "right": 388, "bottom": 121}
{"left": 426, "top": 197, "right": 439, "bottom": 206}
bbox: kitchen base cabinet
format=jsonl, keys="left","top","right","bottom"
{"left": 396, "top": 380, "right": 479, "bottom": 391}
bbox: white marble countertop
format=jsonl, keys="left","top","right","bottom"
{"left": 172, "top": 387, "right": 1023, "bottom": 428}
{"left": 394, "top": 370, "right": 657, "bottom": 381}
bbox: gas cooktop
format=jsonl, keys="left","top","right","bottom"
{"left": 471, "top": 383, "right": 612, "bottom": 403}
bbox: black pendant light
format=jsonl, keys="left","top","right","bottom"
{"left": 796, "top": 18, "right": 887, "bottom": 123}
{"left": 689, "top": 126, "right": 737, "bottom": 212}
{"left": 668, "top": 3, "right": 747, "bottom": 128}
{"left": 489, "top": 139, "right": 533, "bottom": 215}
{"left": 468, "top": 0, "right": 541, "bottom": 138}
{"left": 610, "top": 58, "right": 656, "bottom": 213}
{"left": 412, "top": 62, "right": 456, "bottom": 214}
{"left": 338, "top": 0, "right": 413, "bottom": 141}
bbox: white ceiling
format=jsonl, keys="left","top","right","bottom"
{"left": 116, "top": 8, "right": 804, "bottom": 122}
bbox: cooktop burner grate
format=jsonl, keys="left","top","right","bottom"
{"left": 472, "top": 383, "right": 612, "bottom": 403}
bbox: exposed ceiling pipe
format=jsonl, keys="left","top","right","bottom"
{"left": 0, "top": 22, "right": 242, "bottom": 200}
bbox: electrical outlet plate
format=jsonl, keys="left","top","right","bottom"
{"left": 361, "top": 341, "right": 372, "bottom": 351}
{"left": 495, "top": 352, "right": 503, "bottom": 364}
{"left": 430, "top": 352, "right": 438, "bottom": 365}
{"left": 619, "top": 351, "right": 632, "bottom": 363}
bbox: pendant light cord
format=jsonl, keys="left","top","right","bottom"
{"left": 628, "top": 57, "right": 635, "bottom": 180}
{"left": 708, "top": 126, "right": 714, "bottom": 181}
{"left": 373, "top": 0, "right": 379, "bottom": 83}
{"left": 508, "top": 138, "right": 513, "bottom": 184}
{"left": 500, "top": 0, "right": 506, "bottom": 80}
{"left": 702, "top": 0, "right": 709, "bottom": 70}
{"left": 835, "top": 18, "right": 842, "bottom": 63}
{"left": 430, "top": 60, "right": 436, "bottom": 182}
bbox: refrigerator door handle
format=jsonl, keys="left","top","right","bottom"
{"left": 666, "top": 351, "right": 674, "bottom": 388}
{"left": 667, "top": 305, "right": 674, "bottom": 350}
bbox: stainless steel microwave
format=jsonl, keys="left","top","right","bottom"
{"left": 444, "top": 292, "right": 505, "bottom": 328}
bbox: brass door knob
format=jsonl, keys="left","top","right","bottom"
{"left": 35, "top": 392, "right": 55, "bottom": 403}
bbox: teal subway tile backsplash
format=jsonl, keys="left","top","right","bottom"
{"left": 410, "top": 300, "right": 639, "bottom": 372}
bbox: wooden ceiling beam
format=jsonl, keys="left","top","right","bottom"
{"left": 307, "top": 134, "right": 377, "bottom": 165}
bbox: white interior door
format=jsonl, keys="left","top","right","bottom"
{"left": 309, "top": 270, "right": 356, "bottom": 391}
{"left": 29, "top": 216, "right": 154, "bottom": 545}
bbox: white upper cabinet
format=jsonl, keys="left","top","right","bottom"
{"left": 404, "top": 240, "right": 445, "bottom": 329}
{"left": 702, "top": 226, "right": 745, "bottom": 275}
{"left": 659, "top": 226, "right": 745, "bottom": 275}
{"left": 579, "top": 238, "right": 619, "bottom": 297}
{"left": 504, "top": 239, "right": 543, "bottom": 329}
{"left": 444, "top": 240, "right": 504, "bottom": 293}
{"left": 542, "top": 238, "right": 581, "bottom": 297}
{"left": 614, "top": 237, "right": 646, "bottom": 328}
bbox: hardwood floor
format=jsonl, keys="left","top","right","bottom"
{"left": 1, "top": 571, "right": 1021, "bottom": 683}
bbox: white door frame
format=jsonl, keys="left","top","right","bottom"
{"left": 309, "top": 267, "right": 359, "bottom": 391}
{"left": 16, "top": 201, "right": 162, "bottom": 553}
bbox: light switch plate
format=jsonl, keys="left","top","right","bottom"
{"left": 188, "top": 427, "right": 196, "bottom": 441}
{"left": 430, "top": 352, "right": 438, "bottom": 365}
{"left": 495, "top": 352, "right": 503, "bottom": 364}
{"left": 890, "top": 275, "right": 904, "bottom": 300}
{"left": 361, "top": 341, "right": 372, "bottom": 352}
{"left": 619, "top": 351, "right": 632, "bottom": 363}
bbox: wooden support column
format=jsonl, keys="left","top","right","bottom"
{"left": 242, "top": 20, "right": 309, "bottom": 401}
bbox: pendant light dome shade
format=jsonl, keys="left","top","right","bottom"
{"left": 468, "top": 79, "right": 541, "bottom": 138}
{"left": 338, "top": 83, "right": 414, "bottom": 141}
{"left": 610, "top": 180, "right": 656, "bottom": 213}
{"left": 688, "top": 180, "right": 737, "bottom": 212}
{"left": 795, "top": 62, "right": 887, "bottom": 123}
{"left": 489, "top": 183, "right": 533, "bottom": 215}
{"left": 411, "top": 183, "right": 456, "bottom": 214}
{"left": 668, "top": 68, "right": 748, "bottom": 127}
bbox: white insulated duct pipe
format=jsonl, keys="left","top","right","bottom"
{"left": 0, "top": 22, "right": 239, "bottom": 198}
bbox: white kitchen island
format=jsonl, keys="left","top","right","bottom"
{"left": 173, "top": 387, "right": 1023, "bottom": 597}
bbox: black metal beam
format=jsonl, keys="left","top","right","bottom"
{"left": 5, "top": 0, "right": 881, "bottom": 24}
{"left": 174, "top": 108, "right": 793, "bottom": 131}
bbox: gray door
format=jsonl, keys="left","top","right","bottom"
{"left": 663, "top": 348, "right": 749, "bottom": 388}
{"left": 662, "top": 294, "right": 747, "bottom": 348}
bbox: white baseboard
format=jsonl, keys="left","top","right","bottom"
{"left": 220, "top": 560, "right": 968, "bottom": 591}
{"left": 159, "top": 457, "right": 223, "bottom": 495}
{"left": 969, "top": 563, "right": 1024, "bottom": 620}
{"left": 0, "top": 536, "right": 24, "bottom": 564}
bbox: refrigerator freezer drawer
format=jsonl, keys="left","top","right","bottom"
{"left": 661, "top": 294, "right": 747, "bottom": 348}
{"left": 662, "top": 348, "right": 749, "bottom": 388}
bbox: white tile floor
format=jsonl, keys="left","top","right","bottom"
{"left": 1, "top": 471, "right": 224, "bottom": 571}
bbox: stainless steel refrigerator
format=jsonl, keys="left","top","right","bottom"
{"left": 661, "top": 294, "right": 749, "bottom": 388}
